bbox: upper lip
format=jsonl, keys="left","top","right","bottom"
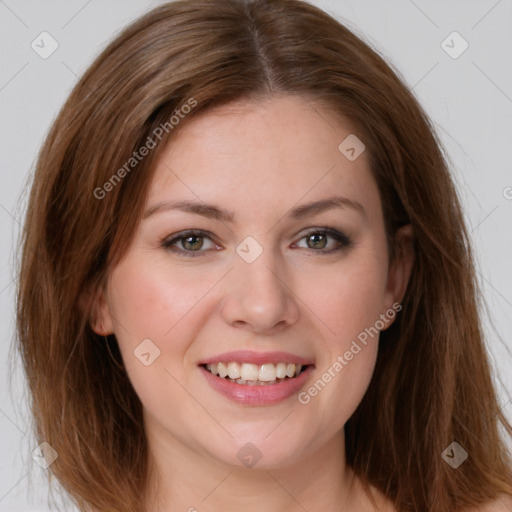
{"left": 198, "top": 350, "right": 315, "bottom": 366}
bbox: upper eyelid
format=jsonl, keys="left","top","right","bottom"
{"left": 163, "top": 227, "right": 349, "bottom": 251}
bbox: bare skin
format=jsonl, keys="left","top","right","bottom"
{"left": 89, "top": 95, "right": 506, "bottom": 511}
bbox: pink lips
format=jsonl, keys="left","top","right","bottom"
{"left": 198, "top": 350, "right": 315, "bottom": 406}
{"left": 198, "top": 350, "right": 314, "bottom": 366}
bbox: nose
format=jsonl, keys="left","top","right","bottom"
{"left": 220, "top": 249, "right": 300, "bottom": 334}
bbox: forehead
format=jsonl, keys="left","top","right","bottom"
{"left": 146, "top": 95, "right": 380, "bottom": 223}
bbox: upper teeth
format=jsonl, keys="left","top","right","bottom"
{"left": 206, "top": 362, "right": 304, "bottom": 381}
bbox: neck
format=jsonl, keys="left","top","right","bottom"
{"left": 144, "top": 421, "right": 359, "bottom": 512}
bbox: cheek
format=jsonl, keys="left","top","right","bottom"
{"left": 298, "top": 309, "right": 380, "bottom": 441}
{"left": 106, "top": 258, "right": 218, "bottom": 422}
{"left": 108, "top": 256, "right": 218, "bottom": 343}
{"left": 106, "top": 256, "right": 223, "bottom": 395}
{"left": 319, "top": 343, "right": 379, "bottom": 439}
{"left": 293, "top": 253, "right": 386, "bottom": 424}
{"left": 300, "top": 253, "right": 389, "bottom": 342}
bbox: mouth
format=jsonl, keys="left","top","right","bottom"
{"left": 198, "top": 351, "right": 315, "bottom": 405}
{"left": 201, "top": 361, "right": 310, "bottom": 386}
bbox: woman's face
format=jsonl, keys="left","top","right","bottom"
{"left": 93, "top": 95, "right": 412, "bottom": 470}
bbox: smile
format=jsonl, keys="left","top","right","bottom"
{"left": 198, "top": 351, "right": 314, "bottom": 405}
{"left": 204, "top": 362, "right": 307, "bottom": 385}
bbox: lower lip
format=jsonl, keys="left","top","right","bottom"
{"left": 200, "top": 365, "right": 314, "bottom": 406}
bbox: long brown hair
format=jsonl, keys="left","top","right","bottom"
{"left": 15, "top": 1, "right": 512, "bottom": 511}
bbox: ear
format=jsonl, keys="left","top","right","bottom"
{"left": 85, "top": 280, "right": 115, "bottom": 336}
{"left": 382, "top": 224, "right": 414, "bottom": 324}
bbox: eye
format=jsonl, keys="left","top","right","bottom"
{"left": 161, "top": 230, "right": 220, "bottom": 257}
{"left": 292, "top": 228, "right": 352, "bottom": 254}
{"left": 161, "top": 227, "right": 352, "bottom": 258}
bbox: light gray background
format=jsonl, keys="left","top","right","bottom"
{"left": 1, "top": 0, "right": 511, "bottom": 510}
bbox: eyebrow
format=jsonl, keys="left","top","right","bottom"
{"left": 143, "top": 195, "right": 366, "bottom": 222}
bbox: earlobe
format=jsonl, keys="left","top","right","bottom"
{"left": 85, "top": 282, "right": 114, "bottom": 336}
{"left": 383, "top": 223, "right": 415, "bottom": 317}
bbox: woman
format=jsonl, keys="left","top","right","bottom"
{"left": 15, "top": 0, "right": 512, "bottom": 511}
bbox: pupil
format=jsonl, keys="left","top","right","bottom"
{"left": 308, "top": 233, "right": 327, "bottom": 249}
{"left": 184, "top": 236, "right": 202, "bottom": 251}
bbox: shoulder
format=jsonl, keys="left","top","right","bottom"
{"left": 466, "top": 495, "right": 512, "bottom": 512}
{"left": 355, "top": 474, "right": 512, "bottom": 512}
{"left": 377, "top": 494, "right": 512, "bottom": 512}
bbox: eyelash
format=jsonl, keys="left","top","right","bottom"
{"left": 161, "top": 228, "right": 352, "bottom": 258}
